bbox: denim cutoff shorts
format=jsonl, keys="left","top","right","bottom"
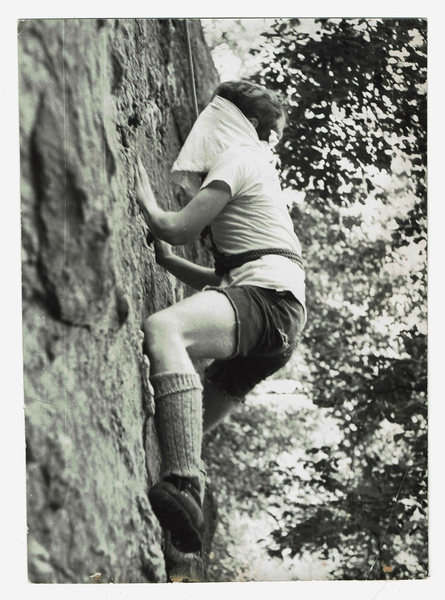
{"left": 204, "top": 285, "right": 305, "bottom": 400}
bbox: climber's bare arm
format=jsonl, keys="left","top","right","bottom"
{"left": 135, "top": 156, "right": 230, "bottom": 245}
{"left": 154, "top": 240, "right": 221, "bottom": 290}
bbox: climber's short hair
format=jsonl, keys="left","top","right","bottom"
{"left": 213, "top": 80, "right": 286, "bottom": 142}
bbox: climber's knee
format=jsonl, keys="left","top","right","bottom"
{"left": 143, "top": 311, "right": 184, "bottom": 361}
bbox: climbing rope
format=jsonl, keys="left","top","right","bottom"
{"left": 184, "top": 19, "right": 199, "bottom": 121}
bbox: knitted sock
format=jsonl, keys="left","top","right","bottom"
{"left": 150, "top": 371, "right": 203, "bottom": 485}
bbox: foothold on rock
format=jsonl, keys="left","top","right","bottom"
{"left": 115, "top": 286, "right": 130, "bottom": 326}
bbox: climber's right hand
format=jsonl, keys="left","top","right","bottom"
{"left": 154, "top": 239, "right": 174, "bottom": 266}
{"left": 135, "top": 156, "right": 156, "bottom": 212}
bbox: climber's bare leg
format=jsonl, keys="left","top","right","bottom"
{"left": 202, "top": 378, "right": 242, "bottom": 434}
{"left": 143, "top": 290, "right": 237, "bottom": 375}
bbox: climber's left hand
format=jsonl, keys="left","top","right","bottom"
{"left": 154, "top": 239, "right": 174, "bottom": 266}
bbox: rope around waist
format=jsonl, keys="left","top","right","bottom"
{"left": 213, "top": 248, "right": 305, "bottom": 277}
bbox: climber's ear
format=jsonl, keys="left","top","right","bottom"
{"left": 248, "top": 117, "right": 259, "bottom": 130}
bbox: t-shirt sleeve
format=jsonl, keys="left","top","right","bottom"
{"left": 200, "top": 150, "right": 253, "bottom": 198}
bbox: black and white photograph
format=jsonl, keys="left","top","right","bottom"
{"left": 6, "top": 8, "right": 433, "bottom": 592}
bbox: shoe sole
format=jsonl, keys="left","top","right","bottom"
{"left": 149, "top": 486, "right": 203, "bottom": 553}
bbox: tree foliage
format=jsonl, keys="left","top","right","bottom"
{"left": 252, "top": 17, "right": 428, "bottom": 580}
{"left": 257, "top": 19, "right": 426, "bottom": 206}
{"left": 204, "top": 18, "right": 427, "bottom": 581}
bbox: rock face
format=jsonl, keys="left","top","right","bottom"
{"left": 19, "top": 18, "right": 219, "bottom": 583}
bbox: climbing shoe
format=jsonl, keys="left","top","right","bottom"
{"left": 148, "top": 474, "right": 204, "bottom": 553}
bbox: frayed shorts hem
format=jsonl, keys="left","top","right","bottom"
{"left": 202, "top": 284, "right": 305, "bottom": 401}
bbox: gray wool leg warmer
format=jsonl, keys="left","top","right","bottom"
{"left": 150, "top": 372, "right": 203, "bottom": 482}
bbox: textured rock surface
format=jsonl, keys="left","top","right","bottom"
{"left": 19, "top": 18, "right": 218, "bottom": 583}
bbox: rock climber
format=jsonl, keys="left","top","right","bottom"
{"left": 135, "top": 80, "right": 306, "bottom": 554}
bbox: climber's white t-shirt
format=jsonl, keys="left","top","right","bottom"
{"left": 200, "top": 145, "right": 306, "bottom": 315}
